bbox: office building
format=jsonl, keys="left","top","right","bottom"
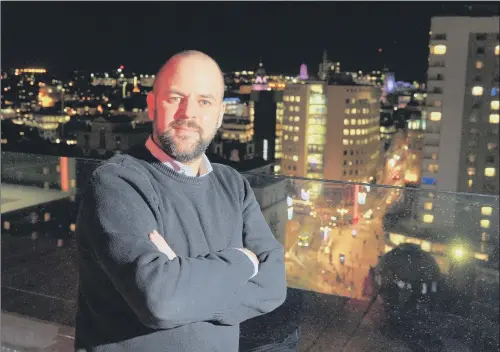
{"left": 278, "top": 80, "right": 381, "bottom": 196}
{"left": 324, "top": 83, "right": 382, "bottom": 184}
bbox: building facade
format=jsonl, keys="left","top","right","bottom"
{"left": 278, "top": 81, "right": 381, "bottom": 197}
{"left": 418, "top": 16, "right": 499, "bottom": 250}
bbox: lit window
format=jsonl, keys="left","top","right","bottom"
{"left": 495, "top": 45, "right": 499, "bottom": 56}
{"left": 351, "top": 119, "right": 356, "bottom": 125}
{"left": 343, "top": 129, "right": 349, "bottom": 135}
{"left": 295, "top": 96, "right": 301, "bottom": 103}
{"left": 481, "top": 206, "right": 492, "bottom": 216}
{"left": 294, "top": 116, "right": 300, "bottom": 122}
{"left": 480, "top": 219, "right": 490, "bottom": 229}
{"left": 424, "top": 202, "right": 433, "bottom": 210}
{"left": 345, "top": 108, "right": 350, "bottom": 115}
{"left": 428, "top": 164, "right": 439, "bottom": 173}
{"left": 294, "top": 126, "right": 299, "bottom": 132}
{"left": 492, "top": 101, "right": 499, "bottom": 110}
{"left": 351, "top": 108, "right": 357, "bottom": 114}
{"left": 423, "top": 214, "right": 434, "bottom": 223}
{"left": 476, "top": 61, "right": 484, "bottom": 69}
{"left": 290, "top": 96, "right": 295, "bottom": 102}
{"left": 431, "top": 45, "right": 447, "bottom": 55}
{"left": 294, "top": 106, "right": 300, "bottom": 112}
{"left": 467, "top": 167, "right": 476, "bottom": 176}
{"left": 344, "top": 119, "right": 349, "bottom": 125}
{"left": 485, "top": 167, "right": 496, "bottom": 177}
{"left": 430, "top": 112, "right": 442, "bottom": 121}
{"left": 292, "top": 155, "right": 298, "bottom": 161}
{"left": 468, "top": 179, "right": 473, "bottom": 188}
{"left": 293, "top": 136, "right": 299, "bottom": 142}
{"left": 490, "top": 114, "right": 499, "bottom": 124}
{"left": 472, "top": 86, "right": 483, "bottom": 96}
{"left": 343, "top": 139, "right": 349, "bottom": 145}
{"left": 284, "top": 96, "right": 289, "bottom": 102}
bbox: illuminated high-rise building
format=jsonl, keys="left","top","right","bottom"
{"left": 323, "top": 84, "right": 382, "bottom": 184}
{"left": 417, "top": 16, "right": 499, "bottom": 245}
{"left": 277, "top": 80, "right": 381, "bottom": 196}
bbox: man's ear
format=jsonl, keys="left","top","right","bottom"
{"left": 147, "top": 92, "right": 155, "bottom": 121}
{"left": 217, "top": 102, "right": 226, "bottom": 128}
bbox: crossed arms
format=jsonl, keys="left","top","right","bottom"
{"left": 79, "top": 164, "right": 286, "bottom": 329}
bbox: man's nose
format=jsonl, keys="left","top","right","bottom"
{"left": 177, "top": 98, "right": 198, "bottom": 119}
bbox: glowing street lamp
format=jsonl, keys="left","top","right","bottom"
{"left": 454, "top": 247, "right": 464, "bottom": 258}
{"left": 337, "top": 208, "right": 348, "bottom": 220}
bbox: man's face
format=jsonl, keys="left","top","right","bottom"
{"left": 147, "top": 56, "right": 225, "bottom": 163}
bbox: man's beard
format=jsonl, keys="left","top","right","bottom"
{"left": 156, "top": 118, "right": 217, "bottom": 163}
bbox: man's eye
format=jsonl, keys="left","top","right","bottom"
{"left": 168, "top": 97, "right": 181, "bottom": 103}
{"left": 200, "top": 100, "right": 211, "bottom": 106}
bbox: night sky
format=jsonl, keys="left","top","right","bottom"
{"left": 1, "top": 2, "right": 491, "bottom": 81}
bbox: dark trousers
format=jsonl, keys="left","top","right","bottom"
{"left": 240, "top": 328, "right": 300, "bottom": 352}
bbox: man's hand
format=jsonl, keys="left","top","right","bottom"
{"left": 149, "top": 230, "right": 177, "bottom": 260}
{"left": 237, "top": 248, "right": 259, "bottom": 278}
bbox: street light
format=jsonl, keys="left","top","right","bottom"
{"left": 337, "top": 208, "right": 348, "bottom": 220}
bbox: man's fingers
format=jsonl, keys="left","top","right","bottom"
{"left": 149, "top": 230, "right": 164, "bottom": 243}
{"left": 149, "top": 230, "right": 177, "bottom": 260}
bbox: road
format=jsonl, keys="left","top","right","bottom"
{"left": 284, "top": 143, "right": 409, "bottom": 300}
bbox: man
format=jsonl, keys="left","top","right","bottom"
{"left": 75, "top": 50, "right": 287, "bottom": 352}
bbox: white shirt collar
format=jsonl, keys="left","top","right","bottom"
{"left": 145, "top": 136, "right": 212, "bottom": 177}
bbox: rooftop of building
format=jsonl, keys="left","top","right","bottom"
{"left": 327, "top": 73, "right": 373, "bottom": 87}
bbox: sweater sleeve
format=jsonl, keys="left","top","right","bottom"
{"left": 213, "top": 176, "right": 287, "bottom": 325}
{"left": 80, "top": 163, "right": 255, "bottom": 329}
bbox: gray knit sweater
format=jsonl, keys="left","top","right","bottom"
{"left": 74, "top": 146, "right": 286, "bottom": 351}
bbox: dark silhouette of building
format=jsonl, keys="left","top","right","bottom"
{"left": 250, "top": 90, "right": 283, "bottom": 162}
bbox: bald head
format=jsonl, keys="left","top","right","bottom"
{"left": 146, "top": 50, "right": 227, "bottom": 164}
{"left": 153, "top": 50, "right": 225, "bottom": 99}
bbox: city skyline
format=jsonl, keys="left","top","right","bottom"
{"left": 1, "top": 7, "right": 499, "bottom": 351}
{"left": 3, "top": 2, "right": 492, "bottom": 81}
